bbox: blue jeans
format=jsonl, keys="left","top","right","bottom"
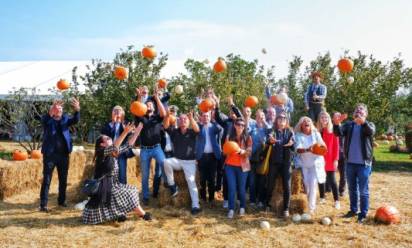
{"left": 225, "top": 165, "right": 248, "bottom": 210}
{"left": 140, "top": 145, "right": 165, "bottom": 200}
{"left": 117, "top": 149, "right": 135, "bottom": 184}
{"left": 346, "top": 162, "right": 372, "bottom": 218}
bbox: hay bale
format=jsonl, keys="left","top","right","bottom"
{"left": 289, "top": 194, "right": 308, "bottom": 214}
{"left": 0, "top": 151, "right": 88, "bottom": 200}
{"left": 269, "top": 168, "right": 305, "bottom": 215}
{"left": 158, "top": 170, "right": 200, "bottom": 208}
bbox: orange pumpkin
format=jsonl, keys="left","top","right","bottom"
{"left": 337, "top": 58, "right": 354, "bottom": 73}
{"left": 270, "top": 95, "right": 282, "bottom": 105}
{"left": 245, "top": 96, "right": 259, "bottom": 108}
{"left": 31, "top": 150, "right": 42, "bottom": 159}
{"left": 375, "top": 205, "right": 400, "bottom": 224}
{"left": 168, "top": 115, "right": 177, "bottom": 125}
{"left": 213, "top": 58, "right": 227, "bottom": 73}
{"left": 130, "top": 101, "right": 147, "bottom": 117}
{"left": 311, "top": 143, "right": 328, "bottom": 156}
{"left": 56, "top": 79, "right": 70, "bottom": 91}
{"left": 199, "top": 98, "right": 214, "bottom": 113}
{"left": 387, "top": 135, "right": 394, "bottom": 141}
{"left": 113, "top": 66, "right": 128, "bottom": 80}
{"left": 12, "top": 150, "right": 28, "bottom": 161}
{"left": 141, "top": 46, "right": 157, "bottom": 59}
{"left": 157, "top": 78, "right": 168, "bottom": 89}
{"left": 223, "top": 141, "right": 241, "bottom": 155}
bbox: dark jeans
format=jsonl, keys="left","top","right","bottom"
{"left": 247, "top": 169, "right": 256, "bottom": 203}
{"left": 338, "top": 158, "right": 346, "bottom": 195}
{"left": 308, "top": 102, "right": 324, "bottom": 123}
{"left": 215, "top": 157, "right": 224, "bottom": 192}
{"left": 318, "top": 171, "right": 339, "bottom": 201}
{"left": 346, "top": 162, "right": 372, "bottom": 218}
{"left": 252, "top": 161, "right": 266, "bottom": 204}
{"left": 117, "top": 149, "right": 135, "bottom": 184}
{"left": 198, "top": 153, "right": 218, "bottom": 202}
{"left": 265, "top": 163, "right": 291, "bottom": 211}
{"left": 40, "top": 153, "right": 69, "bottom": 207}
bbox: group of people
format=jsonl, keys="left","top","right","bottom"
{"left": 38, "top": 72, "right": 375, "bottom": 225}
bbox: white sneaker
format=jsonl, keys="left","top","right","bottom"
{"left": 239, "top": 208, "right": 246, "bottom": 216}
{"left": 320, "top": 198, "right": 326, "bottom": 204}
{"left": 227, "top": 210, "right": 234, "bottom": 219}
{"left": 334, "top": 201, "right": 341, "bottom": 210}
{"left": 223, "top": 200, "right": 229, "bottom": 209}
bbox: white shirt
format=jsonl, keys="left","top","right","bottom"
{"left": 165, "top": 132, "right": 173, "bottom": 152}
{"left": 203, "top": 123, "right": 213, "bottom": 153}
{"left": 295, "top": 132, "right": 325, "bottom": 168}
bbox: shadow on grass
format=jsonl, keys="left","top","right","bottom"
{"left": 373, "top": 160, "right": 412, "bottom": 173}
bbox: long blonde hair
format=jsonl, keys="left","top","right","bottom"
{"left": 294, "top": 116, "right": 318, "bottom": 134}
{"left": 316, "top": 111, "right": 333, "bottom": 133}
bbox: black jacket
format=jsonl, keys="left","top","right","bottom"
{"left": 333, "top": 121, "right": 375, "bottom": 165}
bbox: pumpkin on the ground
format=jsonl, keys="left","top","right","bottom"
{"left": 375, "top": 205, "right": 400, "bottom": 224}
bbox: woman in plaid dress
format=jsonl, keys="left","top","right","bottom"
{"left": 82, "top": 123, "right": 152, "bottom": 224}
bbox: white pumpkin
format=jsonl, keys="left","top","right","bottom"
{"left": 260, "top": 220, "right": 270, "bottom": 229}
{"left": 321, "top": 217, "right": 332, "bottom": 225}
{"left": 347, "top": 76, "right": 354, "bottom": 84}
{"left": 301, "top": 213, "right": 311, "bottom": 222}
{"left": 292, "top": 214, "right": 301, "bottom": 223}
{"left": 277, "top": 93, "right": 288, "bottom": 104}
{"left": 175, "top": 85, "right": 184, "bottom": 94}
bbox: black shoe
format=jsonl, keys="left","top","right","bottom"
{"left": 142, "top": 212, "right": 152, "bottom": 221}
{"left": 39, "top": 206, "right": 49, "bottom": 213}
{"left": 142, "top": 198, "right": 149, "bottom": 206}
{"left": 58, "top": 203, "right": 68, "bottom": 207}
{"left": 357, "top": 216, "right": 366, "bottom": 224}
{"left": 116, "top": 215, "right": 127, "bottom": 222}
{"left": 191, "top": 207, "right": 202, "bottom": 215}
{"left": 343, "top": 211, "right": 357, "bottom": 218}
{"left": 169, "top": 184, "right": 179, "bottom": 197}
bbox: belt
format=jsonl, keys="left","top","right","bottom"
{"left": 141, "top": 144, "right": 160, "bottom": 149}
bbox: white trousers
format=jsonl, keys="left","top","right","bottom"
{"left": 164, "top": 158, "right": 199, "bottom": 208}
{"left": 302, "top": 166, "right": 318, "bottom": 212}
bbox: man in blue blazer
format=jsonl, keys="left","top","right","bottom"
{"left": 195, "top": 111, "right": 222, "bottom": 205}
{"left": 100, "top": 105, "right": 134, "bottom": 184}
{"left": 39, "top": 98, "right": 80, "bottom": 212}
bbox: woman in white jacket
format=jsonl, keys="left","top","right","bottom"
{"left": 294, "top": 116, "right": 326, "bottom": 214}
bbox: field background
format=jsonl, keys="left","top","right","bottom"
{"left": 1, "top": 141, "right": 411, "bottom": 248}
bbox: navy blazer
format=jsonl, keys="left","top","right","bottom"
{"left": 41, "top": 111, "right": 80, "bottom": 156}
{"left": 195, "top": 122, "right": 222, "bottom": 160}
{"left": 100, "top": 121, "right": 128, "bottom": 146}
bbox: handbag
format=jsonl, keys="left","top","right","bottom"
{"left": 81, "top": 175, "right": 106, "bottom": 196}
{"left": 256, "top": 145, "right": 272, "bottom": 176}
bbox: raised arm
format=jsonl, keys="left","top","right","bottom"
{"left": 154, "top": 86, "right": 166, "bottom": 118}
{"left": 189, "top": 110, "right": 200, "bottom": 133}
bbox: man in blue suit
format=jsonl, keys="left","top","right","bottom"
{"left": 100, "top": 105, "right": 134, "bottom": 184}
{"left": 39, "top": 98, "right": 80, "bottom": 212}
{"left": 196, "top": 111, "right": 222, "bottom": 205}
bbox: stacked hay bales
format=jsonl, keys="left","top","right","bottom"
{"left": 158, "top": 170, "right": 200, "bottom": 208}
{"left": 0, "top": 151, "right": 87, "bottom": 200}
{"left": 269, "top": 169, "right": 307, "bottom": 215}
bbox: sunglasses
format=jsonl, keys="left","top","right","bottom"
{"left": 235, "top": 123, "right": 245, "bottom": 127}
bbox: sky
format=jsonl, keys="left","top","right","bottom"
{"left": 1, "top": 0, "right": 412, "bottom": 94}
